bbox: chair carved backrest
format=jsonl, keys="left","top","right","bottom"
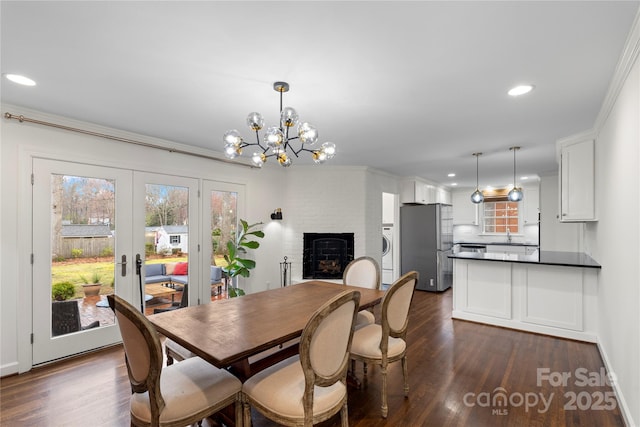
{"left": 298, "top": 290, "right": 360, "bottom": 425}
{"left": 107, "top": 294, "right": 165, "bottom": 420}
{"left": 343, "top": 256, "right": 381, "bottom": 290}
{"left": 380, "top": 271, "right": 418, "bottom": 357}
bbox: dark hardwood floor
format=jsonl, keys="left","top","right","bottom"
{"left": 1, "top": 289, "right": 624, "bottom": 426}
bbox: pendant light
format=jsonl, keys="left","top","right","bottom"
{"left": 470, "top": 152, "right": 484, "bottom": 204}
{"left": 507, "top": 146, "right": 524, "bottom": 202}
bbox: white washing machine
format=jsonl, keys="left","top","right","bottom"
{"left": 382, "top": 225, "right": 394, "bottom": 285}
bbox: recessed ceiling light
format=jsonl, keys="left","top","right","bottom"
{"left": 508, "top": 84, "right": 534, "bottom": 96}
{"left": 451, "top": 183, "right": 458, "bottom": 186}
{"left": 447, "top": 173, "right": 456, "bottom": 177}
{"left": 4, "top": 73, "right": 36, "bottom": 86}
{"left": 521, "top": 176, "right": 529, "bottom": 180}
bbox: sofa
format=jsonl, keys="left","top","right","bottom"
{"left": 145, "top": 262, "right": 223, "bottom": 289}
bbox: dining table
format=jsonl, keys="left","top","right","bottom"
{"left": 147, "top": 280, "right": 386, "bottom": 380}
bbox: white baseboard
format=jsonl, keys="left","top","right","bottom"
{"left": 597, "top": 339, "right": 636, "bottom": 427}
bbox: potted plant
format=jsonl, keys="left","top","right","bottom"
{"left": 222, "top": 219, "right": 264, "bottom": 297}
{"left": 79, "top": 271, "right": 103, "bottom": 296}
{"left": 52, "top": 281, "right": 76, "bottom": 301}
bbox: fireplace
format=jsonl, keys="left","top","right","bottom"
{"left": 303, "top": 233, "right": 354, "bottom": 279}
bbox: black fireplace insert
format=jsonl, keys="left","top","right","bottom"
{"left": 303, "top": 233, "right": 354, "bottom": 279}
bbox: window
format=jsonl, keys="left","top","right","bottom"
{"left": 483, "top": 201, "right": 519, "bottom": 234}
{"left": 169, "top": 235, "right": 181, "bottom": 244}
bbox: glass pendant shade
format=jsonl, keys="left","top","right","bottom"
{"left": 298, "top": 122, "right": 318, "bottom": 145}
{"left": 223, "top": 129, "right": 242, "bottom": 146}
{"left": 321, "top": 142, "right": 336, "bottom": 159}
{"left": 246, "top": 112, "right": 264, "bottom": 130}
{"left": 251, "top": 152, "right": 266, "bottom": 167}
{"left": 508, "top": 187, "right": 524, "bottom": 202}
{"left": 224, "top": 144, "right": 241, "bottom": 159}
{"left": 264, "top": 126, "right": 284, "bottom": 148}
{"left": 471, "top": 189, "right": 484, "bottom": 204}
{"left": 280, "top": 107, "right": 298, "bottom": 127}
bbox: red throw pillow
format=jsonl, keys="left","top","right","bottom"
{"left": 173, "top": 262, "right": 188, "bottom": 275}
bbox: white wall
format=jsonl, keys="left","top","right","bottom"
{"left": 587, "top": 50, "right": 639, "bottom": 425}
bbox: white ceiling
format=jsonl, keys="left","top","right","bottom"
{"left": 2, "top": 1, "right": 638, "bottom": 188}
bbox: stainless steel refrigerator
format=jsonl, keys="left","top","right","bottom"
{"left": 400, "top": 203, "right": 453, "bottom": 292}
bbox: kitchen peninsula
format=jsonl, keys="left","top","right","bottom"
{"left": 449, "top": 251, "right": 601, "bottom": 342}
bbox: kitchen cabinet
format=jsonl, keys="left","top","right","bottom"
{"left": 452, "top": 190, "right": 478, "bottom": 225}
{"left": 523, "top": 186, "right": 539, "bottom": 225}
{"left": 452, "top": 257, "right": 599, "bottom": 342}
{"left": 436, "top": 187, "right": 451, "bottom": 204}
{"left": 400, "top": 180, "right": 432, "bottom": 204}
{"left": 558, "top": 138, "right": 596, "bottom": 221}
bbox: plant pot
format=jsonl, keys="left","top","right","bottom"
{"left": 82, "top": 283, "right": 102, "bottom": 296}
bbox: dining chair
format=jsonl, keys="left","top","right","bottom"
{"left": 349, "top": 270, "right": 418, "bottom": 418}
{"left": 343, "top": 256, "right": 381, "bottom": 328}
{"left": 107, "top": 294, "right": 243, "bottom": 427}
{"left": 242, "top": 290, "right": 361, "bottom": 427}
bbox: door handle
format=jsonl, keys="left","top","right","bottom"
{"left": 116, "top": 254, "right": 127, "bottom": 277}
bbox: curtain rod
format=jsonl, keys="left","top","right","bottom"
{"left": 4, "top": 112, "right": 255, "bottom": 168}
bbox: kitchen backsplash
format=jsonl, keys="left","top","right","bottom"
{"left": 453, "top": 223, "right": 539, "bottom": 245}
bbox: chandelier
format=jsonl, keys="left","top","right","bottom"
{"left": 223, "top": 81, "right": 336, "bottom": 167}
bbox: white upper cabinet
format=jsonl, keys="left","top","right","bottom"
{"left": 558, "top": 137, "right": 596, "bottom": 222}
{"left": 452, "top": 190, "right": 478, "bottom": 225}
{"left": 401, "top": 180, "right": 451, "bottom": 205}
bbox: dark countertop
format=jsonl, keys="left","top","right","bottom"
{"left": 448, "top": 250, "right": 601, "bottom": 269}
{"left": 455, "top": 241, "right": 539, "bottom": 247}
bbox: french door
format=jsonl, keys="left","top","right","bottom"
{"left": 32, "top": 160, "right": 200, "bottom": 364}
{"left": 32, "top": 158, "right": 134, "bottom": 364}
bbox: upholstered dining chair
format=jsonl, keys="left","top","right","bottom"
{"left": 343, "top": 256, "right": 381, "bottom": 328}
{"left": 242, "top": 290, "right": 361, "bottom": 427}
{"left": 349, "top": 270, "right": 418, "bottom": 418}
{"left": 107, "top": 294, "right": 243, "bottom": 427}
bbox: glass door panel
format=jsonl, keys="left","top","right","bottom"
{"left": 202, "top": 180, "right": 243, "bottom": 303}
{"left": 33, "top": 159, "right": 133, "bottom": 365}
{"left": 133, "top": 172, "right": 198, "bottom": 312}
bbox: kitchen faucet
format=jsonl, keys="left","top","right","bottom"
{"left": 506, "top": 228, "right": 512, "bottom": 243}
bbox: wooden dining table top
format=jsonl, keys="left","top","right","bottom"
{"left": 148, "top": 280, "right": 385, "bottom": 370}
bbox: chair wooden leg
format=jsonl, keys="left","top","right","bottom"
{"left": 402, "top": 356, "right": 409, "bottom": 397}
{"left": 243, "top": 399, "right": 252, "bottom": 427}
{"left": 381, "top": 365, "right": 388, "bottom": 418}
{"left": 235, "top": 395, "right": 243, "bottom": 427}
{"left": 340, "top": 401, "right": 349, "bottom": 427}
